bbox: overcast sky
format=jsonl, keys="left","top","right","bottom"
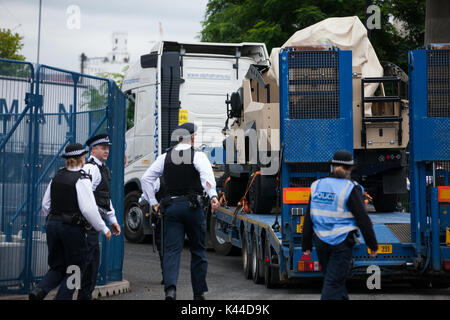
{"left": 0, "top": 0, "right": 209, "bottom": 71}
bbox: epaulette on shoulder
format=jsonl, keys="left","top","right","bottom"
{"left": 79, "top": 169, "right": 92, "bottom": 181}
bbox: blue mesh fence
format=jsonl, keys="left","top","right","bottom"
{"left": 0, "top": 59, "right": 126, "bottom": 294}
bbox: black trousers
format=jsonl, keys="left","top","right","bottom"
{"left": 77, "top": 229, "right": 100, "bottom": 300}
{"left": 162, "top": 201, "right": 208, "bottom": 295}
{"left": 314, "top": 234, "right": 354, "bottom": 300}
{"left": 37, "top": 219, "right": 87, "bottom": 300}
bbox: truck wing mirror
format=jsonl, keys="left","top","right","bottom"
{"left": 140, "top": 53, "right": 158, "bottom": 68}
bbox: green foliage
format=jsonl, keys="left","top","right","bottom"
{"left": 200, "top": 0, "right": 426, "bottom": 72}
{"left": 0, "top": 28, "right": 25, "bottom": 61}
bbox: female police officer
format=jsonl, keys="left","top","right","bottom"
{"left": 29, "top": 143, "right": 111, "bottom": 300}
{"left": 302, "top": 150, "right": 378, "bottom": 300}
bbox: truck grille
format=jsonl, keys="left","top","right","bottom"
{"left": 427, "top": 50, "right": 450, "bottom": 118}
{"left": 288, "top": 50, "right": 339, "bottom": 119}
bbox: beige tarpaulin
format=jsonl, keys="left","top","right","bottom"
{"left": 267, "top": 16, "right": 383, "bottom": 116}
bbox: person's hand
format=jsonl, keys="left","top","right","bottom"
{"left": 111, "top": 223, "right": 121, "bottom": 236}
{"left": 152, "top": 204, "right": 161, "bottom": 216}
{"left": 369, "top": 249, "right": 378, "bottom": 258}
{"left": 105, "top": 230, "right": 112, "bottom": 241}
{"left": 210, "top": 197, "right": 220, "bottom": 212}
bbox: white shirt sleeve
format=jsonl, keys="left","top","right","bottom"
{"left": 41, "top": 182, "right": 52, "bottom": 216}
{"left": 140, "top": 154, "right": 166, "bottom": 206}
{"left": 82, "top": 163, "right": 101, "bottom": 190}
{"left": 106, "top": 200, "right": 118, "bottom": 225}
{"left": 193, "top": 151, "right": 218, "bottom": 198}
{"left": 76, "top": 178, "right": 109, "bottom": 235}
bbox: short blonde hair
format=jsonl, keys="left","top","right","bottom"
{"left": 66, "top": 156, "right": 84, "bottom": 169}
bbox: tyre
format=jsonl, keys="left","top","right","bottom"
{"left": 124, "top": 190, "right": 147, "bottom": 243}
{"left": 248, "top": 172, "right": 276, "bottom": 214}
{"left": 264, "top": 234, "right": 280, "bottom": 289}
{"left": 373, "top": 188, "right": 399, "bottom": 212}
{"left": 241, "top": 231, "right": 252, "bottom": 279}
{"left": 251, "top": 232, "right": 264, "bottom": 284}
{"left": 209, "top": 212, "right": 239, "bottom": 256}
{"left": 225, "top": 176, "right": 247, "bottom": 206}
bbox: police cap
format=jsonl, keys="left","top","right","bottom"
{"left": 86, "top": 134, "right": 112, "bottom": 147}
{"left": 330, "top": 149, "right": 354, "bottom": 166}
{"left": 61, "top": 143, "right": 88, "bottom": 159}
{"left": 172, "top": 122, "right": 197, "bottom": 140}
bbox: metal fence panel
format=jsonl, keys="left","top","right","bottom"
{"left": 0, "top": 59, "right": 126, "bottom": 294}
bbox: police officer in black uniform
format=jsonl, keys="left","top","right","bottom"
{"left": 141, "top": 123, "right": 220, "bottom": 300}
{"left": 29, "top": 143, "right": 112, "bottom": 300}
{"left": 77, "top": 134, "right": 121, "bottom": 300}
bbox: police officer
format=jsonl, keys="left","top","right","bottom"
{"left": 77, "top": 134, "right": 121, "bottom": 300}
{"left": 302, "top": 150, "right": 378, "bottom": 300}
{"left": 29, "top": 143, "right": 112, "bottom": 300}
{"left": 141, "top": 122, "right": 220, "bottom": 300}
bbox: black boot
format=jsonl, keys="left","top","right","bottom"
{"left": 29, "top": 286, "right": 47, "bottom": 300}
{"left": 193, "top": 293, "right": 205, "bottom": 300}
{"left": 165, "top": 286, "right": 176, "bottom": 300}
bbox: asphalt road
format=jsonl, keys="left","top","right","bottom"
{"left": 103, "top": 240, "right": 450, "bottom": 300}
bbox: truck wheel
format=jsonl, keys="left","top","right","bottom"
{"left": 264, "top": 234, "right": 280, "bottom": 289}
{"left": 209, "top": 212, "right": 237, "bottom": 256}
{"left": 124, "top": 191, "right": 147, "bottom": 243}
{"left": 241, "top": 231, "right": 252, "bottom": 279}
{"left": 251, "top": 232, "right": 264, "bottom": 284}
{"left": 373, "top": 189, "right": 399, "bottom": 212}
{"left": 248, "top": 172, "right": 276, "bottom": 214}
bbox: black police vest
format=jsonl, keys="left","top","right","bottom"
{"left": 163, "top": 147, "right": 203, "bottom": 197}
{"left": 87, "top": 158, "right": 111, "bottom": 211}
{"left": 49, "top": 168, "right": 88, "bottom": 217}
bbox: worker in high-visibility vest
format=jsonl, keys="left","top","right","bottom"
{"left": 302, "top": 150, "right": 378, "bottom": 300}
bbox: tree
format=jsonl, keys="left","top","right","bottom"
{"left": 200, "top": 0, "right": 425, "bottom": 72}
{"left": 0, "top": 28, "right": 26, "bottom": 61}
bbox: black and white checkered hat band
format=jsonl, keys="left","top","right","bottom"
{"left": 91, "top": 138, "right": 110, "bottom": 146}
{"left": 64, "top": 149, "right": 86, "bottom": 157}
{"left": 331, "top": 159, "right": 354, "bottom": 165}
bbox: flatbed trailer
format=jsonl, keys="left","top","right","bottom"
{"left": 209, "top": 44, "right": 450, "bottom": 288}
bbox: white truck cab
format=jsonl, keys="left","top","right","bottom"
{"left": 122, "top": 41, "right": 269, "bottom": 242}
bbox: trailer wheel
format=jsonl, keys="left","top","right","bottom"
{"left": 124, "top": 191, "right": 148, "bottom": 243}
{"left": 241, "top": 231, "right": 252, "bottom": 279}
{"left": 251, "top": 232, "right": 264, "bottom": 284}
{"left": 209, "top": 213, "right": 239, "bottom": 256}
{"left": 264, "top": 234, "right": 280, "bottom": 289}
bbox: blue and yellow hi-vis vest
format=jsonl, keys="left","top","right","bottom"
{"left": 310, "top": 177, "right": 363, "bottom": 246}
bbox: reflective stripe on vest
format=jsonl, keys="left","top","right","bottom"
{"left": 310, "top": 177, "right": 358, "bottom": 246}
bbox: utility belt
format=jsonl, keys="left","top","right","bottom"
{"left": 159, "top": 193, "right": 203, "bottom": 214}
{"left": 47, "top": 211, "right": 90, "bottom": 229}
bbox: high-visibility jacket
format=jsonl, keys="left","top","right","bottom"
{"left": 310, "top": 177, "right": 363, "bottom": 246}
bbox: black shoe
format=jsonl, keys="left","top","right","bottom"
{"left": 194, "top": 293, "right": 205, "bottom": 300}
{"left": 29, "top": 286, "right": 47, "bottom": 300}
{"left": 165, "top": 286, "right": 176, "bottom": 300}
